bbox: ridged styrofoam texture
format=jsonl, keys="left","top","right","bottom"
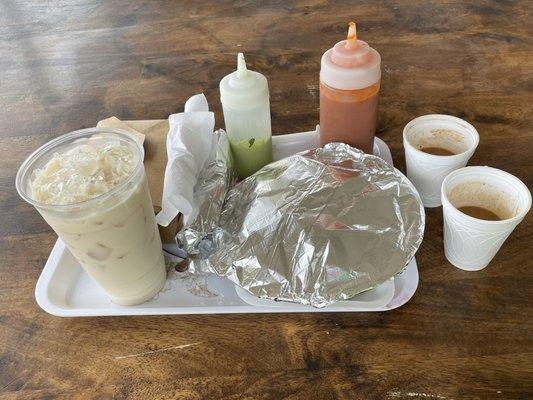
{"left": 403, "top": 114, "right": 479, "bottom": 208}
{"left": 441, "top": 166, "right": 531, "bottom": 271}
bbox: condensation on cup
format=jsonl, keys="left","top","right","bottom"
{"left": 16, "top": 128, "right": 166, "bottom": 305}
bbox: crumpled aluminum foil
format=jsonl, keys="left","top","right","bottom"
{"left": 175, "top": 129, "right": 234, "bottom": 274}
{"left": 178, "top": 142, "right": 425, "bottom": 308}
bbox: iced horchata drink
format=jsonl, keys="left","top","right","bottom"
{"left": 16, "top": 128, "right": 166, "bottom": 306}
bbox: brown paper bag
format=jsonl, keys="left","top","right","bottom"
{"left": 97, "top": 117, "right": 181, "bottom": 243}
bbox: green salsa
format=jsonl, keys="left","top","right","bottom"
{"left": 229, "top": 137, "right": 273, "bottom": 179}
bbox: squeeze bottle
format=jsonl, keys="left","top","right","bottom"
{"left": 220, "top": 53, "right": 273, "bottom": 179}
{"left": 320, "top": 22, "right": 381, "bottom": 153}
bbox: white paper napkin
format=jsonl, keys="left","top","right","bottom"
{"left": 155, "top": 93, "right": 216, "bottom": 227}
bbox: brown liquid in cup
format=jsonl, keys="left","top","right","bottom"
{"left": 458, "top": 206, "right": 502, "bottom": 221}
{"left": 419, "top": 146, "right": 455, "bottom": 156}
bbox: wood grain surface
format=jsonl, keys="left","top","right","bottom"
{"left": 1, "top": 1, "right": 532, "bottom": 399}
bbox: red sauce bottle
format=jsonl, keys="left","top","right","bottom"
{"left": 320, "top": 22, "right": 381, "bottom": 153}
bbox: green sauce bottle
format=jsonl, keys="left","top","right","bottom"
{"left": 220, "top": 53, "right": 273, "bottom": 179}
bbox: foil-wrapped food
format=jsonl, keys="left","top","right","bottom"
{"left": 176, "top": 129, "right": 233, "bottom": 274}
{"left": 178, "top": 142, "right": 425, "bottom": 308}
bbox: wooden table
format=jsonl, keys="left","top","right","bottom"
{"left": 1, "top": 1, "right": 531, "bottom": 399}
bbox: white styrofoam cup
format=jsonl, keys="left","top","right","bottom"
{"left": 441, "top": 166, "right": 531, "bottom": 271}
{"left": 403, "top": 115, "right": 479, "bottom": 207}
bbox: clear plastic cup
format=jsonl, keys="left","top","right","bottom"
{"left": 403, "top": 114, "right": 479, "bottom": 207}
{"left": 16, "top": 128, "right": 166, "bottom": 305}
{"left": 441, "top": 166, "right": 531, "bottom": 271}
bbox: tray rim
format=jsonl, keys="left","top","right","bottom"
{"left": 35, "top": 241, "right": 418, "bottom": 316}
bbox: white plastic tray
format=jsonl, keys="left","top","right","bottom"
{"left": 35, "top": 129, "right": 419, "bottom": 316}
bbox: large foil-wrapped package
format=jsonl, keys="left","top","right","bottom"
{"left": 205, "top": 143, "right": 425, "bottom": 308}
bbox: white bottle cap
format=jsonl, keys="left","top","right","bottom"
{"left": 320, "top": 22, "right": 381, "bottom": 90}
{"left": 220, "top": 53, "right": 269, "bottom": 110}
